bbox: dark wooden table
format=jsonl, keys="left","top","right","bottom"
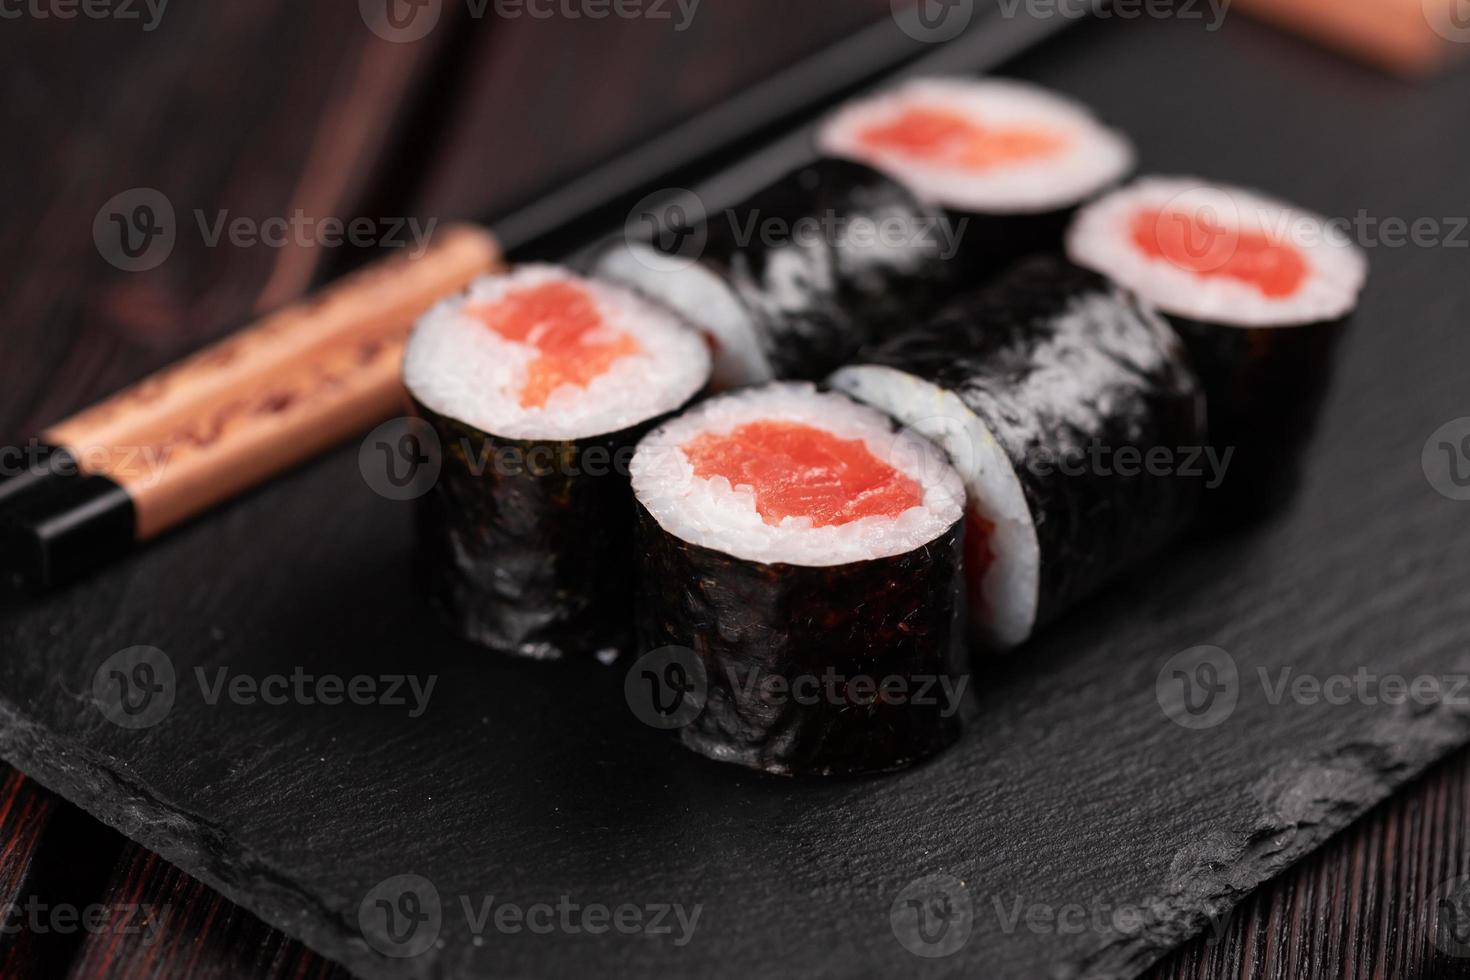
{"left": 3, "top": 3, "right": 1469, "bottom": 978}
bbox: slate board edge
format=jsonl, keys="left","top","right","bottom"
{"left": 1, "top": 689, "right": 1468, "bottom": 979}
{"left": 0, "top": 697, "right": 413, "bottom": 980}
{"left": 1075, "top": 702, "right": 1470, "bottom": 980}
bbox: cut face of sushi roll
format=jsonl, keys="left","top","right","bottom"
{"left": 1066, "top": 176, "right": 1369, "bottom": 516}
{"left": 586, "top": 159, "right": 958, "bottom": 390}
{"left": 831, "top": 256, "right": 1204, "bottom": 650}
{"left": 403, "top": 265, "right": 710, "bottom": 659}
{"left": 631, "top": 383, "right": 967, "bottom": 776}
{"left": 817, "top": 77, "right": 1134, "bottom": 273}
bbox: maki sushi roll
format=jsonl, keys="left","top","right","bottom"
{"left": 1067, "top": 177, "right": 1368, "bottom": 516}
{"left": 831, "top": 256, "right": 1203, "bottom": 650}
{"left": 631, "top": 383, "right": 967, "bottom": 776}
{"left": 817, "top": 77, "right": 1134, "bottom": 275}
{"left": 587, "top": 159, "right": 957, "bottom": 390}
{"left": 403, "top": 265, "right": 710, "bottom": 659}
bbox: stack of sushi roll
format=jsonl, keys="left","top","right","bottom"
{"left": 832, "top": 255, "right": 1204, "bottom": 649}
{"left": 588, "top": 159, "right": 958, "bottom": 390}
{"left": 403, "top": 265, "right": 710, "bottom": 659}
{"left": 399, "top": 75, "right": 1368, "bottom": 778}
{"left": 589, "top": 78, "right": 1136, "bottom": 393}
{"left": 817, "top": 78, "right": 1135, "bottom": 275}
{"left": 1067, "top": 177, "right": 1368, "bottom": 515}
{"left": 631, "top": 383, "right": 968, "bottom": 776}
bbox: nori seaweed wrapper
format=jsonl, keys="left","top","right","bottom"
{"left": 587, "top": 159, "right": 958, "bottom": 384}
{"left": 849, "top": 255, "right": 1205, "bottom": 633}
{"left": 635, "top": 505, "right": 966, "bottom": 777}
{"left": 1165, "top": 314, "right": 1347, "bottom": 521}
{"left": 413, "top": 397, "right": 665, "bottom": 660}
{"left": 942, "top": 205, "right": 1077, "bottom": 283}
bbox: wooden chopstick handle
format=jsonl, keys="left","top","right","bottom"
{"left": 38, "top": 224, "right": 502, "bottom": 541}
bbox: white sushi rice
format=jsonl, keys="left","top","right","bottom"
{"left": 594, "top": 242, "right": 774, "bottom": 389}
{"left": 829, "top": 365, "right": 1038, "bottom": 649}
{"left": 816, "top": 77, "right": 1134, "bottom": 215}
{"left": 403, "top": 265, "right": 711, "bottom": 441}
{"left": 1066, "top": 176, "right": 1369, "bottom": 327}
{"left": 631, "top": 383, "right": 965, "bottom": 567}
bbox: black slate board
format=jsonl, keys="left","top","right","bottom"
{"left": 4, "top": 13, "right": 1470, "bottom": 980}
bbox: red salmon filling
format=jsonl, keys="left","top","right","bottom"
{"left": 965, "top": 512, "right": 996, "bottom": 598}
{"left": 858, "top": 107, "right": 1066, "bottom": 170}
{"left": 683, "top": 420, "right": 923, "bottom": 528}
{"left": 466, "top": 280, "right": 641, "bottom": 408}
{"left": 1130, "top": 207, "right": 1308, "bottom": 299}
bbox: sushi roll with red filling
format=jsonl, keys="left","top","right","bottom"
{"left": 831, "top": 256, "right": 1203, "bottom": 650}
{"left": 631, "top": 383, "right": 967, "bottom": 776}
{"left": 404, "top": 265, "right": 710, "bottom": 659}
{"left": 817, "top": 77, "right": 1134, "bottom": 275}
{"left": 1067, "top": 176, "right": 1368, "bottom": 516}
{"left": 587, "top": 159, "right": 957, "bottom": 390}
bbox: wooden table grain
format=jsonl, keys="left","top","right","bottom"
{"left": 2, "top": 4, "right": 1467, "bottom": 978}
